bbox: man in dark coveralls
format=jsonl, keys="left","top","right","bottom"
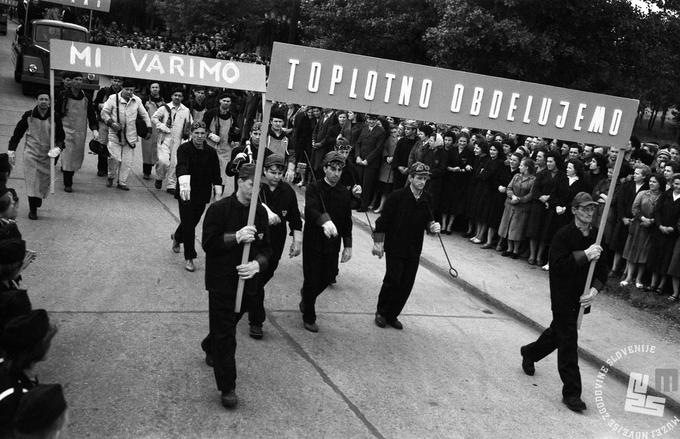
{"left": 300, "top": 151, "right": 353, "bottom": 333}
{"left": 200, "top": 163, "right": 271, "bottom": 409}
{"left": 372, "top": 162, "right": 441, "bottom": 330}
{"left": 248, "top": 154, "right": 303, "bottom": 340}
{"left": 520, "top": 192, "right": 607, "bottom": 412}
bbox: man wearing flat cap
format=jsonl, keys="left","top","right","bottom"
{"left": 520, "top": 192, "right": 607, "bottom": 412}
{"left": 372, "top": 162, "right": 441, "bottom": 330}
{"left": 91, "top": 76, "right": 124, "bottom": 177}
{"left": 58, "top": 71, "right": 98, "bottom": 193}
{"left": 248, "top": 154, "right": 302, "bottom": 340}
{"left": 201, "top": 163, "right": 271, "bottom": 409}
{"left": 299, "top": 151, "right": 353, "bottom": 333}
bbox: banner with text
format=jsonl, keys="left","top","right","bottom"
{"left": 50, "top": 40, "right": 267, "bottom": 92}
{"left": 267, "top": 42, "right": 639, "bottom": 147}
{"left": 0, "top": 0, "right": 18, "bottom": 7}
{"left": 42, "top": 0, "right": 111, "bottom": 13}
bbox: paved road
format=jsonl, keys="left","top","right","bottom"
{"left": 2, "top": 22, "right": 679, "bottom": 439}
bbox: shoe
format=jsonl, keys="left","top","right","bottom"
{"left": 387, "top": 318, "right": 403, "bottom": 330}
{"left": 655, "top": 287, "right": 664, "bottom": 295}
{"left": 298, "top": 299, "right": 305, "bottom": 314}
{"left": 205, "top": 354, "right": 214, "bottom": 367}
{"left": 374, "top": 313, "right": 386, "bottom": 328}
{"left": 106, "top": 178, "right": 113, "bottom": 187}
{"left": 28, "top": 211, "right": 38, "bottom": 220}
{"left": 97, "top": 171, "right": 107, "bottom": 177}
{"left": 541, "top": 264, "right": 549, "bottom": 271}
{"left": 462, "top": 231, "right": 474, "bottom": 238}
{"left": 470, "top": 237, "right": 482, "bottom": 244}
{"left": 510, "top": 253, "right": 519, "bottom": 259}
{"left": 480, "top": 243, "right": 493, "bottom": 249}
{"left": 155, "top": 179, "right": 162, "bottom": 189}
{"left": 562, "top": 396, "right": 587, "bottom": 412}
{"left": 527, "top": 258, "right": 536, "bottom": 265}
{"left": 329, "top": 276, "right": 337, "bottom": 285}
{"left": 249, "top": 325, "right": 263, "bottom": 340}
{"left": 117, "top": 184, "right": 130, "bottom": 191}
{"left": 502, "top": 250, "right": 512, "bottom": 257}
{"left": 171, "top": 234, "right": 180, "bottom": 253}
{"left": 520, "top": 346, "right": 535, "bottom": 376}
{"left": 167, "top": 188, "right": 175, "bottom": 195}
{"left": 184, "top": 259, "right": 195, "bottom": 272}
{"left": 64, "top": 186, "right": 72, "bottom": 193}
{"left": 143, "top": 173, "right": 151, "bottom": 180}
{"left": 668, "top": 295, "right": 678, "bottom": 302}
{"left": 303, "top": 322, "right": 319, "bottom": 333}
{"left": 221, "top": 390, "right": 238, "bottom": 409}
{"left": 635, "top": 282, "right": 644, "bottom": 289}
{"left": 495, "top": 245, "right": 504, "bottom": 252}
{"left": 619, "top": 280, "right": 629, "bottom": 287}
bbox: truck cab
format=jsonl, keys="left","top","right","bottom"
{"left": 11, "top": 19, "right": 100, "bottom": 94}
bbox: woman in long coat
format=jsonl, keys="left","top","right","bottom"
{"left": 526, "top": 149, "right": 547, "bottom": 265}
{"left": 466, "top": 139, "right": 490, "bottom": 241}
{"left": 498, "top": 157, "right": 536, "bottom": 258}
{"left": 647, "top": 173, "right": 680, "bottom": 295}
{"left": 441, "top": 133, "right": 473, "bottom": 234}
{"left": 621, "top": 173, "right": 665, "bottom": 288}
{"left": 480, "top": 142, "right": 510, "bottom": 248}
{"left": 530, "top": 151, "right": 564, "bottom": 265}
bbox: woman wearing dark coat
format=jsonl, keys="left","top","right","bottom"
{"left": 540, "top": 158, "right": 590, "bottom": 269}
{"left": 466, "top": 139, "right": 490, "bottom": 241}
{"left": 529, "top": 151, "right": 562, "bottom": 265}
{"left": 480, "top": 142, "right": 510, "bottom": 248}
{"left": 647, "top": 173, "right": 680, "bottom": 295}
{"left": 441, "top": 133, "right": 473, "bottom": 234}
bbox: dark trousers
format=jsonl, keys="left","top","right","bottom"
{"left": 249, "top": 229, "right": 285, "bottom": 327}
{"left": 174, "top": 200, "right": 206, "bottom": 260}
{"left": 301, "top": 247, "right": 339, "bottom": 324}
{"left": 376, "top": 254, "right": 420, "bottom": 321}
{"left": 28, "top": 196, "right": 42, "bottom": 213}
{"left": 97, "top": 154, "right": 108, "bottom": 174}
{"left": 523, "top": 309, "right": 581, "bottom": 398}
{"left": 62, "top": 170, "right": 74, "bottom": 188}
{"left": 359, "top": 166, "right": 379, "bottom": 210}
{"left": 201, "top": 282, "right": 259, "bottom": 392}
{"left": 142, "top": 163, "right": 153, "bottom": 176}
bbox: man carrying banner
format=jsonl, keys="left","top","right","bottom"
{"left": 100, "top": 78, "right": 152, "bottom": 191}
{"left": 58, "top": 71, "right": 97, "bottom": 193}
{"left": 249, "top": 154, "right": 302, "bottom": 339}
{"left": 520, "top": 192, "right": 607, "bottom": 412}
{"left": 8, "top": 91, "right": 65, "bottom": 220}
{"left": 372, "top": 162, "right": 441, "bottom": 330}
{"left": 299, "top": 151, "right": 353, "bottom": 333}
{"left": 151, "top": 87, "right": 192, "bottom": 194}
{"left": 200, "top": 163, "right": 271, "bottom": 409}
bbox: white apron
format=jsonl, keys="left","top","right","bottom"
{"left": 60, "top": 96, "right": 88, "bottom": 172}
{"left": 23, "top": 115, "right": 51, "bottom": 198}
{"left": 142, "top": 99, "right": 161, "bottom": 164}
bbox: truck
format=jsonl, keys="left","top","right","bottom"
{"left": 11, "top": 18, "right": 100, "bottom": 94}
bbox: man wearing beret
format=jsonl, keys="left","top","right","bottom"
{"left": 58, "top": 72, "right": 98, "bottom": 193}
{"left": 101, "top": 78, "right": 152, "bottom": 191}
{"left": 201, "top": 163, "right": 271, "bottom": 409}
{"left": 300, "top": 151, "right": 353, "bottom": 333}
{"left": 520, "top": 192, "right": 608, "bottom": 412}
{"left": 8, "top": 91, "right": 65, "bottom": 219}
{"left": 248, "top": 154, "right": 302, "bottom": 339}
{"left": 372, "top": 162, "right": 441, "bottom": 330}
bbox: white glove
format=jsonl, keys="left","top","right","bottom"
{"left": 429, "top": 222, "right": 441, "bottom": 234}
{"left": 213, "top": 185, "right": 223, "bottom": 200}
{"left": 556, "top": 206, "right": 566, "bottom": 215}
{"left": 351, "top": 185, "right": 362, "bottom": 197}
{"left": 262, "top": 203, "right": 281, "bottom": 225}
{"left": 237, "top": 260, "right": 260, "bottom": 279}
{"left": 285, "top": 162, "right": 296, "bottom": 182}
{"left": 235, "top": 225, "right": 257, "bottom": 243}
{"left": 235, "top": 152, "right": 248, "bottom": 162}
{"left": 322, "top": 220, "right": 338, "bottom": 238}
{"left": 47, "top": 147, "right": 61, "bottom": 158}
{"left": 208, "top": 133, "right": 220, "bottom": 143}
{"left": 584, "top": 244, "right": 602, "bottom": 261}
{"left": 7, "top": 151, "right": 16, "bottom": 166}
{"left": 498, "top": 185, "right": 506, "bottom": 193}
{"left": 178, "top": 175, "right": 191, "bottom": 201}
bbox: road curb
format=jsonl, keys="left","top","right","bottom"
{"left": 351, "top": 212, "right": 680, "bottom": 414}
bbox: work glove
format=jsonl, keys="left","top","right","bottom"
{"left": 262, "top": 203, "right": 281, "bottom": 226}
{"left": 429, "top": 222, "right": 441, "bottom": 234}
{"left": 321, "top": 220, "right": 338, "bottom": 238}
{"left": 235, "top": 225, "right": 257, "bottom": 244}
{"left": 178, "top": 175, "right": 191, "bottom": 201}
{"left": 47, "top": 147, "right": 61, "bottom": 158}
{"left": 289, "top": 230, "right": 302, "bottom": 258}
{"left": 372, "top": 242, "right": 384, "bottom": 259}
{"left": 556, "top": 206, "right": 566, "bottom": 215}
{"left": 237, "top": 260, "right": 260, "bottom": 279}
{"left": 208, "top": 133, "right": 220, "bottom": 144}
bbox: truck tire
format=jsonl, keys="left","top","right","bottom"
{"left": 14, "top": 58, "right": 22, "bottom": 83}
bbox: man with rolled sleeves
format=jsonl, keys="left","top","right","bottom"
{"left": 372, "top": 162, "right": 441, "bottom": 330}
{"left": 520, "top": 192, "right": 608, "bottom": 412}
{"left": 299, "top": 151, "right": 353, "bottom": 333}
{"left": 248, "top": 154, "right": 302, "bottom": 339}
{"left": 200, "top": 163, "right": 271, "bottom": 409}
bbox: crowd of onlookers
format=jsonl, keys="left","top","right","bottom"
{"left": 0, "top": 155, "right": 68, "bottom": 438}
